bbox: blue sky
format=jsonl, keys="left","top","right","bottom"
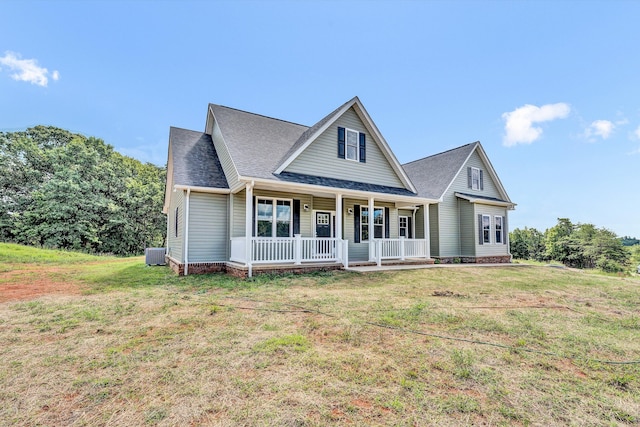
{"left": 2, "top": 0, "right": 639, "bottom": 237}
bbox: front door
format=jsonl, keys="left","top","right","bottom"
{"left": 315, "top": 212, "right": 332, "bottom": 238}
{"left": 314, "top": 211, "right": 334, "bottom": 258}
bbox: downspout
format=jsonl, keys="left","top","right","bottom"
{"left": 184, "top": 188, "right": 191, "bottom": 276}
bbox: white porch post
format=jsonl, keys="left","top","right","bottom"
{"left": 335, "top": 193, "right": 343, "bottom": 240}
{"left": 423, "top": 203, "right": 430, "bottom": 259}
{"left": 368, "top": 197, "right": 375, "bottom": 262}
{"left": 245, "top": 184, "right": 254, "bottom": 276}
{"left": 336, "top": 193, "right": 343, "bottom": 263}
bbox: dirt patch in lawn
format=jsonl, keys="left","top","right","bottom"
{"left": 0, "top": 266, "right": 83, "bottom": 303}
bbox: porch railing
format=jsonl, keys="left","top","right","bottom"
{"left": 374, "top": 238, "right": 427, "bottom": 266}
{"left": 230, "top": 236, "right": 347, "bottom": 266}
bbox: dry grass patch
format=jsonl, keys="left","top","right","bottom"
{"left": 1, "top": 260, "right": 639, "bottom": 425}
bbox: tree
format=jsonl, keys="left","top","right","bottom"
{"left": 1, "top": 126, "right": 166, "bottom": 255}
{"left": 509, "top": 227, "right": 545, "bottom": 261}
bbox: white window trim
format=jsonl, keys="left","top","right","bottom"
{"left": 399, "top": 215, "right": 408, "bottom": 238}
{"left": 361, "top": 206, "right": 385, "bottom": 242}
{"left": 255, "top": 197, "right": 294, "bottom": 238}
{"left": 345, "top": 128, "right": 359, "bottom": 162}
{"left": 482, "top": 214, "right": 491, "bottom": 244}
{"left": 471, "top": 167, "right": 481, "bottom": 190}
{"left": 495, "top": 215, "right": 503, "bottom": 244}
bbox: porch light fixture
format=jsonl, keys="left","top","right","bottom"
{"left": 347, "top": 208, "right": 354, "bottom": 215}
{"left": 303, "top": 204, "right": 310, "bottom": 211}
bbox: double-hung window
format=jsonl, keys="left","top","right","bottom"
{"left": 495, "top": 216, "right": 503, "bottom": 244}
{"left": 471, "top": 167, "right": 481, "bottom": 190}
{"left": 346, "top": 129, "right": 359, "bottom": 161}
{"left": 361, "top": 207, "right": 384, "bottom": 241}
{"left": 482, "top": 214, "right": 491, "bottom": 244}
{"left": 257, "top": 198, "right": 292, "bottom": 237}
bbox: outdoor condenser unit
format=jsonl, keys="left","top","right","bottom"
{"left": 145, "top": 247, "right": 167, "bottom": 265}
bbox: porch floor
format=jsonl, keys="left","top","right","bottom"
{"left": 347, "top": 262, "right": 522, "bottom": 273}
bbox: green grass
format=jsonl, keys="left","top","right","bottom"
{"left": 1, "top": 243, "right": 639, "bottom": 426}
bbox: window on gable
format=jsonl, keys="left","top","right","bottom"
{"left": 468, "top": 167, "right": 484, "bottom": 190}
{"left": 482, "top": 214, "right": 491, "bottom": 244}
{"left": 257, "top": 198, "right": 292, "bottom": 238}
{"left": 495, "top": 216, "right": 503, "bottom": 244}
{"left": 346, "top": 129, "right": 359, "bottom": 161}
{"left": 471, "top": 167, "right": 481, "bottom": 190}
{"left": 361, "top": 207, "right": 384, "bottom": 241}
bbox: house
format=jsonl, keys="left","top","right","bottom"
{"left": 163, "top": 97, "right": 515, "bottom": 277}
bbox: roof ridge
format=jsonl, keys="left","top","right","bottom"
{"left": 403, "top": 141, "right": 478, "bottom": 166}
{"left": 209, "top": 103, "right": 308, "bottom": 128}
{"left": 170, "top": 126, "right": 201, "bottom": 133}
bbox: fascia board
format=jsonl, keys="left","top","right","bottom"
{"left": 474, "top": 143, "right": 513, "bottom": 203}
{"left": 209, "top": 104, "right": 241, "bottom": 187}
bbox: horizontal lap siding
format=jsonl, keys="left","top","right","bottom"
{"left": 167, "top": 189, "right": 185, "bottom": 262}
{"left": 459, "top": 200, "right": 475, "bottom": 256}
{"left": 475, "top": 204, "right": 510, "bottom": 257}
{"left": 232, "top": 189, "right": 246, "bottom": 238}
{"left": 188, "top": 193, "right": 229, "bottom": 262}
{"left": 211, "top": 120, "right": 238, "bottom": 188}
{"left": 313, "top": 197, "right": 335, "bottom": 211}
{"left": 285, "top": 108, "right": 405, "bottom": 189}
{"left": 428, "top": 204, "right": 439, "bottom": 256}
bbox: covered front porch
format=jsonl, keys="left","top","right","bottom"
{"left": 229, "top": 180, "right": 436, "bottom": 276}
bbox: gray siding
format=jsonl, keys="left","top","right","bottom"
{"left": 313, "top": 197, "right": 335, "bottom": 211}
{"left": 439, "top": 149, "right": 505, "bottom": 257}
{"left": 459, "top": 200, "right": 475, "bottom": 256}
{"left": 211, "top": 119, "right": 239, "bottom": 188}
{"left": 428, "top": 204, "right": 439, "bottom": 256}
{"left": 343, "top": 198, "right": 397, "bottom": 262}
{"left": 475, "top": 204, "right": 510, "bottom": 257}
{"left": 285, "top": 108, "right": 406, "bottom": 189}
{"left": 166, "top": 189, "right": 185, "bottom": 262}
{"left": 232, "top": 189, "right": 246, "bottom": 238}
{"left": 188, "top": 193, "right": 229, "bottom": 262}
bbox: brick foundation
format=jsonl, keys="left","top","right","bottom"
{"left": 167, "top": 257, "right": 343, "bottom": 278}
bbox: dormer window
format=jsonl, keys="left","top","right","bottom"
{"left": 338, "top": 127, "right": 366, "bottom": 163}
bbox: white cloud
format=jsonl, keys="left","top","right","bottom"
{"left": 502, "top": 103, "right": 571, "bottom": 147}
{"left": 584, "top": 119, "right": 614, "bottom": 141}
{"left": 0, "top": 51, "right": 59, "bottom": 87}
{"left": 634, "top": 125, "right": 640, "bottom": 140}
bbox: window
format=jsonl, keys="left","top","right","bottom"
{"left": 257, "top": 198, "right": 292, "bottom": 237}
{"left": 361, "top": 207, "right": 384, "bottom": 241}
{"left": 399, "top": 216, "right": 408, "bottom": 237}
{"left": 482, "top": 214, "right": 491, "bottom": 244}
{"left": 338, "top": 127, "right": 366, "bottom": 162}
{"left": 174, "top": 207, "right": 179, "bottom": 237}
{"left": 346, "top": 129, "right": 359, "bottom": 161}
{"left": 495, "top": 216, "right": 503, "bottom": 243}
{"left": 471, "top": 167, "right": 480, "bottom": 190}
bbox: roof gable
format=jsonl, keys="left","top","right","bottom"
{"left": 275, "top": 97, "right": 416, "bottom": 193}
{"left": 403, "top": 142, "right": 512, "bottom": 203}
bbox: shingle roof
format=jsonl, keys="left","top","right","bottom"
{"left": 209, "top": 104, "right": 308, "bottom": 179}
{"left": 169, "top": 127, "right": 228, "bottom": 189}
{"left": 277, "top": 172, "right": 416, "bottom": 196}
{"left": 455, "top": 192, "right": 513, "bottom": 205}
{"left": 402, "top": 142, "right": 477, "bottom": 199}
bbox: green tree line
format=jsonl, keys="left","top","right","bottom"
{"left": 0, "top": 126, "right": 166, "bottom": 256}
{"left": 510, "top": 218, "right": 638, "bottom": 273}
